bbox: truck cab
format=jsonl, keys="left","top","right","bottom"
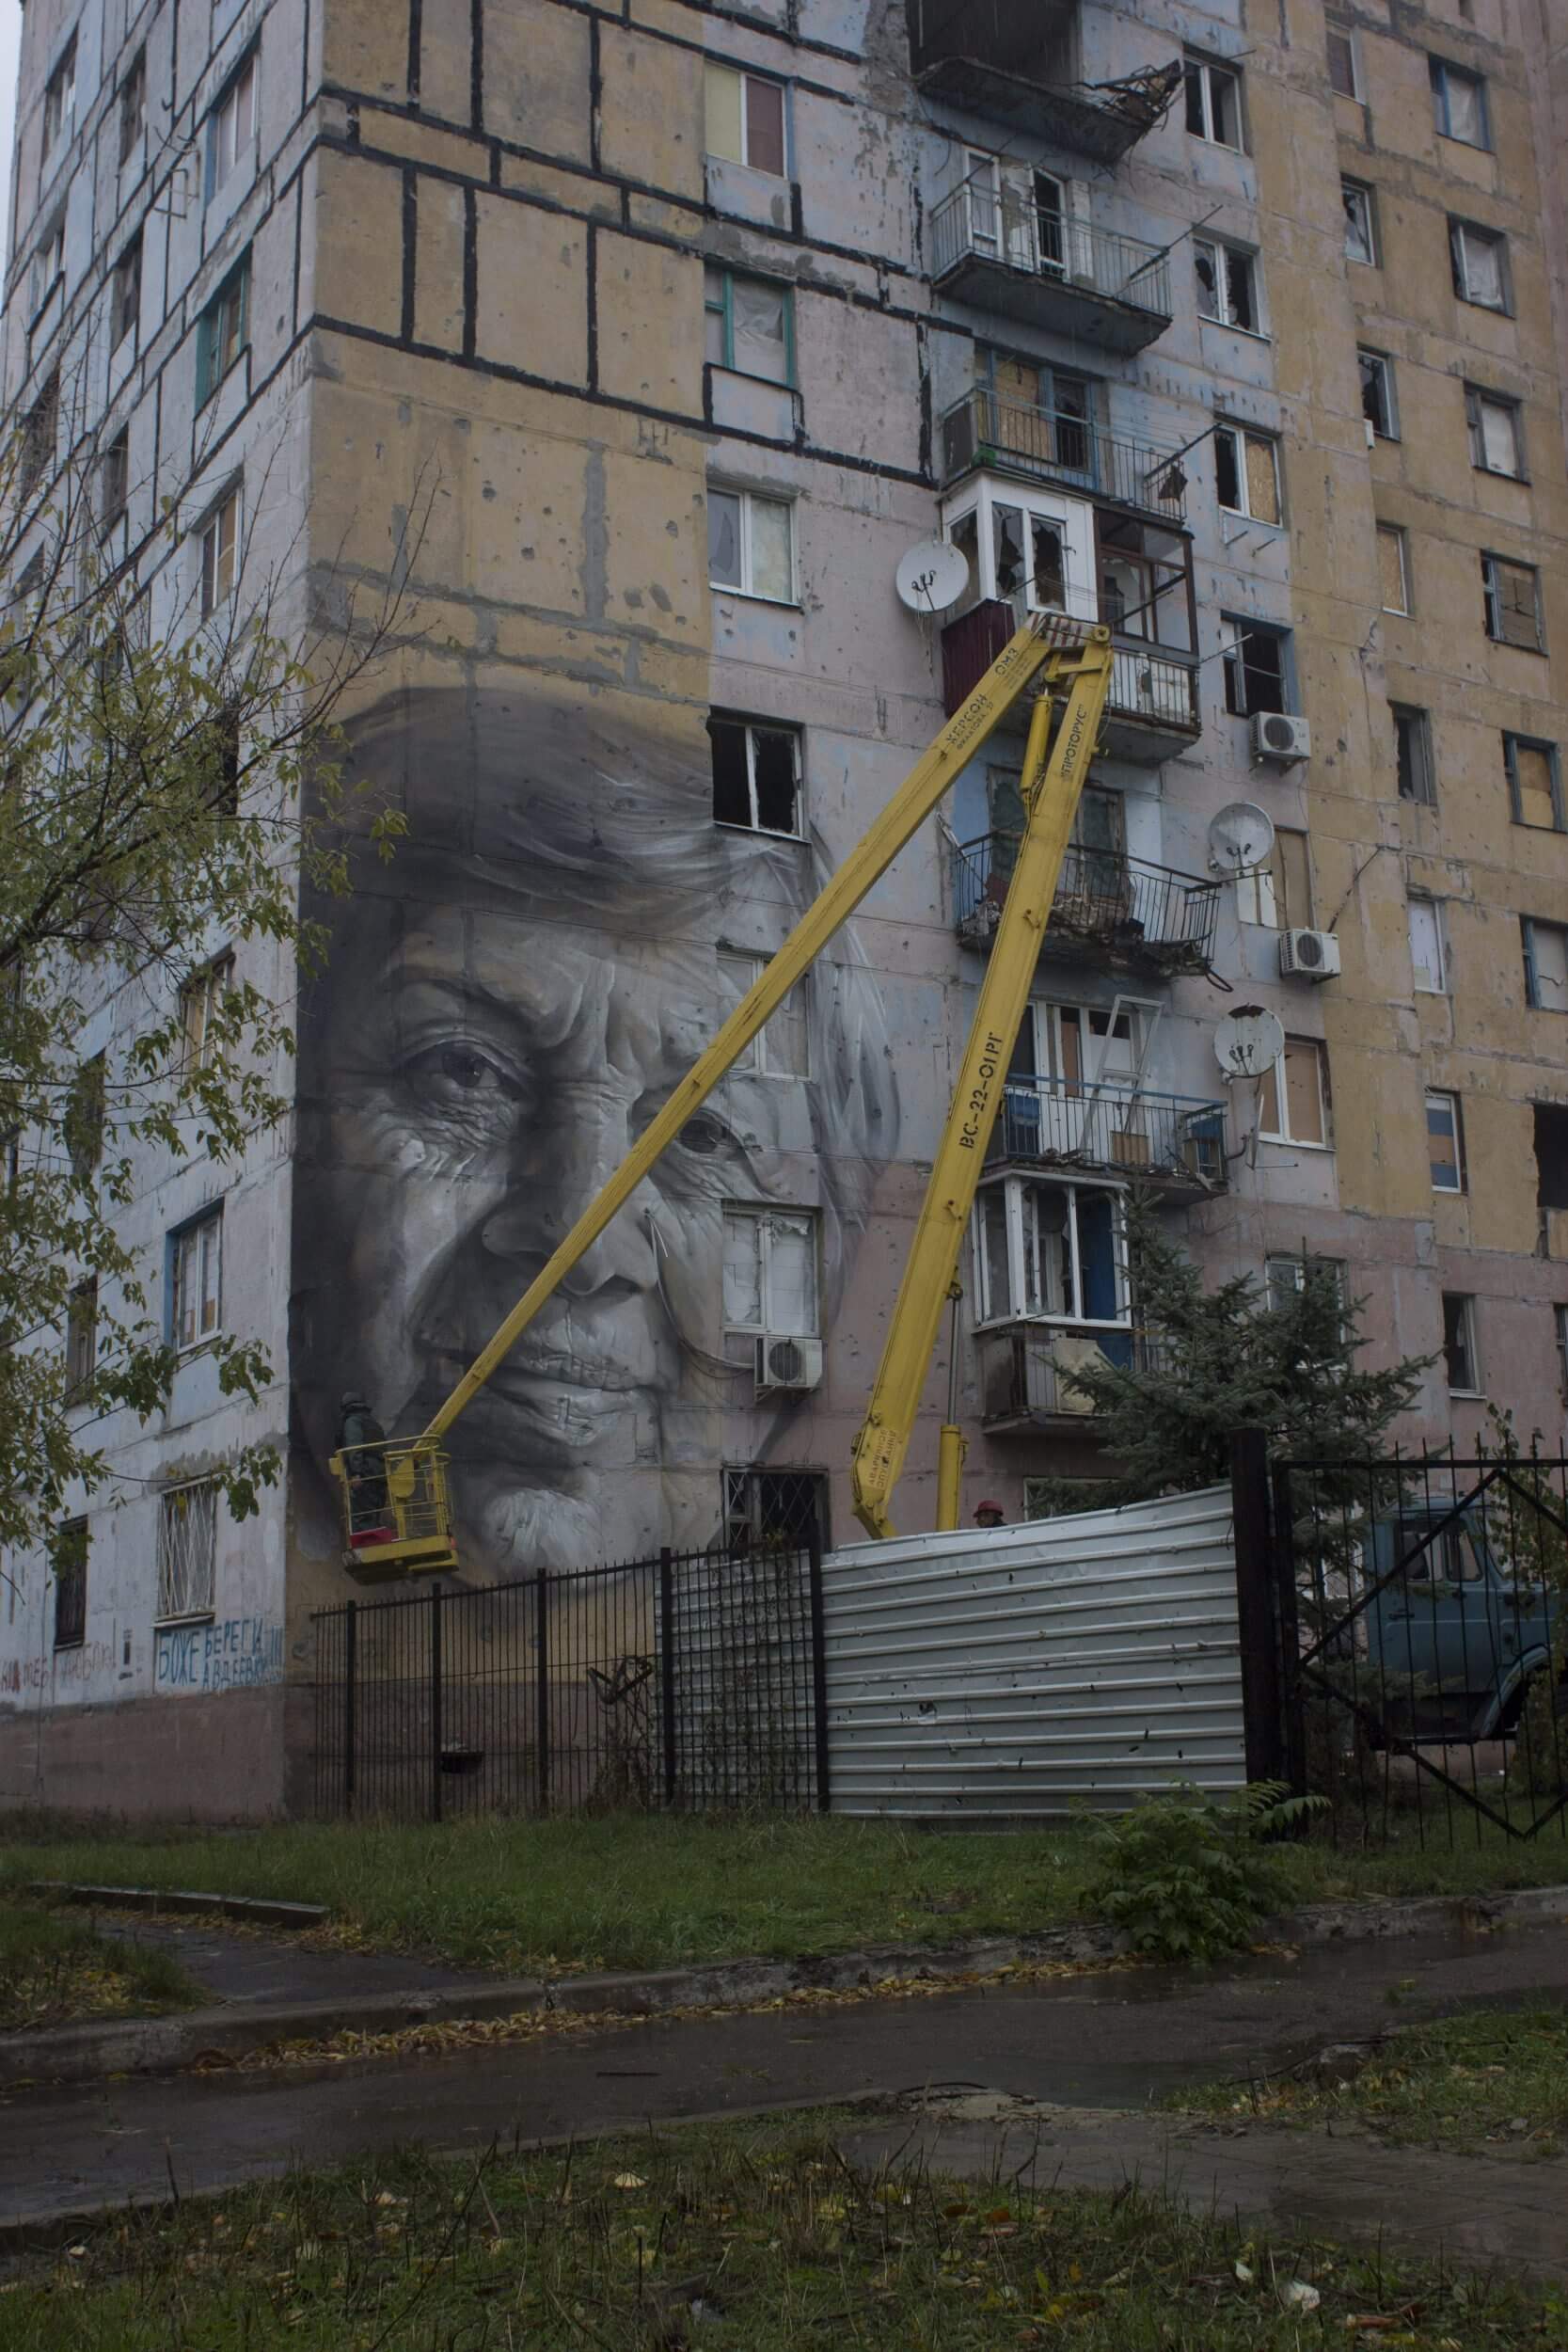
{"left": 1361, "top": 1502, "right": 1559, "bottom": 1740}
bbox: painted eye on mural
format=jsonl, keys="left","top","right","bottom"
{"left": 399, "top": 1040, "right": 532, "bottom": 1138}
{"left": 676, "top": 1114, "right": 728, "bottom": 1154}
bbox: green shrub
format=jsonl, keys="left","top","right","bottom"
{"left": 1083, "top": 1782, "right": 1325, "bottom": 1963}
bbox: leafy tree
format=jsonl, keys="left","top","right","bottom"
{"left": 0, "top": 369, "right": 422, "bottom": 1567}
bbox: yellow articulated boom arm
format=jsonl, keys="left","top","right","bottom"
{"left": 417, "top": 613, "right": 1078, "bottom": 1452}
{"left": 849, "top": 625, "right": 1116, "bottom": 1541}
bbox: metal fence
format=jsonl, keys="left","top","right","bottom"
{"left": 309, "top": 1545, "right": 828, "bottom": 1821}
{"left": 929, "top": 183, "right": 1173, "bottom": 323}
{"left": 941, "top": 389, "right": 1189, "bottom": 521}
{"left": 953, "top": 835, "right": 1219, "bottom": 974}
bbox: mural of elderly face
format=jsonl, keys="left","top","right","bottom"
{"left": 294, "top": 689, "right": 899, "bottom": 1576}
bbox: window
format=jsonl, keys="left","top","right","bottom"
{"left": 51, "top": 1518, "right": 87, "bottom": 1650}
{"left": 1222, "top": 619, "right": 1290, "bottom": 717}
{"left": 1213, "top": 423, "right": 1281, "bottom": 524}
{"left": 1465, "top": 387, "right": 1523, "bottom": 479}
{"left": 1505, "top": 735, "right": 1562, "bottom": 831}
{"left": 1184, "top": 56, "right": 1243, "bottom": 148}
{"left": 158, "top": 1479, "right": 218, "bottom": 1621}
{"left": 1326, "top": 22, "right": 1359, "bottom": 97}
{"left": 200, "top": 485, "right": 242, "bottom": 616}
{"left": 1449, "top": 219, "right": 1509, "bottom": 312}
{"left": 1342, "top": 180, "right": 1377, "bottom": 265}
{"left": 100, "top": 429, "right": 130, "bottom": 531}
{"left": 976, "top": 350, "right": 1094, "bottom": 474}
{"left": 716, "top": 948, "right": 810, "bottom": 1077}
{"left": 1443, "top": 1293, "right": 1479, "bottom": 1393}
{"left": 1259, "top": 1037, "right": 1331, "bottom": 1146}
{"left": 1359, "top": 350, "right": 1398, "bottom": 440}
{"left": 1096, "top": 513, "right": 1194, "bottom": 650}
{"left": 709, "top": 714, "right": 801, "bottom": 836}
{"left": 974, "top": 1178, "right": 1129, "bottom": 1327}
{"left": 196, "top": 256, "right": 251, "bottom": 405}
{"left": 707, "top": 485, "right": 794, "bottom": 603}
{"left": 721, "top": 1206, "right": 819, "bottom": 1352}
{"left": 1431, "top": 56, "right": 1488, "bottom": 147}
{"left": 1393, "top": 705, "right": 1434, "bottom": 804}
{"left": 704, "top": 61, "right": 786, "bottom": 175}
{"left": 210, "top": 51, "right": 258, "bottom": 197}
{"left": 31, "top": 215, "right": 64, "bottom": 315}
{"left": 180, "top": 955, "right": 234, "bottom": 1071}
{"left": 1237, "top": 825, "right": 1313, "bottom": 929}
{"left": 1536, "top": 1104, "right": 1568, "bottom": 1211}
{"left": 20, "top": 372, "right": 59, "bottom": 497}
{"left": 1426, "top": 1090, "right": 1465, "bottom": 1191}
{"left": 1194, "top": 239, "right": 1258, "bottom": 331}
{"left": 1265, "top": 1254, "right": 1347, "bottom": 1313}
{"left": 66, "top": 1054, "right": 106, "bottom": 1177}
{"left": 1408, "top": 898, "right": 1447, "bottom": 993}
{"left": 722, "top": 1467, "right": 827, "bottom": 1551}
{"left": 110, "top": 232, "right": 143, "bottom": 351}
{"left": 1377, "top": 524, "right": 1410, "bottom": 614}
{"left": 170, "top": 1207, "right": 223, "bottom": 1351}
{"left": 41, "top": 38, "right": 77, "bottom": 166}
{"left": 1481, "top": 552, "right": 1542, "bottom": 652}
{"left": 119, "top": 49, "right": 148, "bottom": 167}
{"left": 66, "top": 1277, "right": 98, "bottom": 1396}
{"left": 703, "top": 267, "right": 792, "bottom": 389}
{"left": 1523, "top": 917, "right": 1568, "bottom": 1012}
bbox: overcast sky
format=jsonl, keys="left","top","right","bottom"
{"left": 0, "top": 2, "right": 22, "bottom": 266}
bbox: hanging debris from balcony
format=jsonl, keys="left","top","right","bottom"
{"left": 1080, "top": 59, "right": 1185, "bottom": 134}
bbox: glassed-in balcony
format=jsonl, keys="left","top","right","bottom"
{"left": 941, "top": 389, "right": 1189, "bottom": 523}
{"left": 985, "top": 1077, "right": 1228, "bottom": 1197}
{"left": 952, "top": 836, "right": 1219, "bottom": 977}
{"left": 942, "top": 597, "right": 1199, "bottom": 758}
{"left": 906, "top": 0, "right": 1182, "bottom": 161}
{"left": 930, "top": 180, "right": 1172, "bottom": 352}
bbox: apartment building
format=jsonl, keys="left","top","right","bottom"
{"left": 1, "top": 0, "right": 1564, "bottom": 1814}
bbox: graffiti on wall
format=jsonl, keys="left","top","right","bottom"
{"left": 293, "top": 690, "right": 901, "bottom": 1580}
{"left": 2, "top": 1641, "right": 115, "bottom": 1694}
{"left": 154, "top": 1616, "right": 284, "bottom": 1695}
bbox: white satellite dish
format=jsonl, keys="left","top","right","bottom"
{"left": 895, "top": 538, "right": 970, "bottom": 615}
{"left": 1208, "top": 801, "right": 1276, "bottom": 875}
{"left": 1214, "top": 1005, "right": 1286, "bottom": 1082}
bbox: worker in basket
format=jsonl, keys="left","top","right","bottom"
{"left": 973, "top": 1499, "right": 1006, "bottom": 1530}
{"left": 338, "top": 1391, "right": 393, "bottom": 1547}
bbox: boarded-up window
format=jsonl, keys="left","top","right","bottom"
{"left": 1505, "top": 735, "right": 1560, "bottom": 831}
{"left": 1525, "top": 918, "right": 1568, "bottom": 1010}
{"left": 1427, "top": 1091, "right": 1464, "bottom": 1191}
{"left": 1259, "top": 1037, "right": 1329, "bottom": 1146}
{"left": 1377, "top": 524, "right": 1409, "bottom": 613}
{"left": 1273, "top": 828, "right": 1313, "bottom": 929}
{"left": 1481, "top": 554, "right": 1540, "bottom": 649}
{"left": 1408, "top": 898, "right": 1446, "bottom": 993}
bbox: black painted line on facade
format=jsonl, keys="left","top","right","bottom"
{"left": 402, "top": 170, "right": 419, "bottom": 345}
{"left": 406, "top": 0, "right": 423, "bottom": 111}
{"left": 462, "top": 186, "right": 479, "bottom": 361}
{"left": 470, "top": 0, "right": 485, "bottom": 132}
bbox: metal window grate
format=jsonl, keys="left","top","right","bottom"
{"left": 158, "top": 1480, "right": 217, "bottom": 1619}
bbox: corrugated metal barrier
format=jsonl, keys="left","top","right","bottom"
{"left": 822, "top": 1486, "right": 1243, "bottom": 1818}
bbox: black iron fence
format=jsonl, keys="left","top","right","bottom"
{"left": 953, "top": 835, "right": 1219, "bottom": 975}
{"left": 309, "top": 1544, "right": 829, "bottom": 1821}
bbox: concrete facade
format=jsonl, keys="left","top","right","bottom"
{"left": 2, "top": 0, "right": 1564, "bottom": 1815}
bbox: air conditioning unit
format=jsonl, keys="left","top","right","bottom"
{"left": 1251, "top": 710, "right": 1311, "bottom": 764}
{"left": 1279, "top": 927, "right": 1342, "bottom": 980}
{"left": 756, "top": 1334, "right": 824, "bottom": 1393}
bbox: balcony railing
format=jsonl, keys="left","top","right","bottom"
{"left": 930, "top": 185, "right": 1172, "bottom": 351}
{"left": 941, "top": 598, "right": 1199, "bottom": 752}
{"left": 942, "top": 389, "right": 1189, "bottom": 522}
{"left": 954, "top": 836, "right": 1219, "bottom": 976}
{"left": 983, "top": 1077, "right": 1227, "bottom": 1193}
{"left": 977, "top": 1320, "right": 1169, "bottom": 1429}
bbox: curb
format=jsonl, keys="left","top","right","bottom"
{"left": 4, "top": 1882, "right": 1564, "bottom": 2093}
{"left": 29, "top": 1883, "right": 328, "bottom": 1930}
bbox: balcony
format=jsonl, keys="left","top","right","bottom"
{"left": 977, "top": 1320, "right": 1169, "bottom": 1431}
{"left": 941, "top": 597, "right": 1199, "bottom": 760}
{"left": 942, "top": 389, "right": 1189, "bottom": 523}
{"left": 985, "top": 1077, "right": 1227, "bottom": 1199}
{"left": 930, "top": 185, "right": 1172, "bottom": 352}
{"left": 908, "top": 0, "right": 1183, "bottom": 161}
{"left": 953, "top": 836, "right": 1219, "bottom": 977}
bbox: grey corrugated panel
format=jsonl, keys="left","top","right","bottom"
{"left": 821, "top": 1485, "right": 1243, "bottom": 1818}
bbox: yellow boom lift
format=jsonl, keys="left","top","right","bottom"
{"left": 330, "top": 617, "right": 1116, "bottom": 1575}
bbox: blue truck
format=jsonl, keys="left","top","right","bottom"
{"left": 1357, "top": 1502, "right": 1562, "bottom": 1742}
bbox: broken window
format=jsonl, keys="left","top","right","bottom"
{"left": 1184, "top": 55, "right": 1243, "bottom": 148}
{"left": 1341, "top": 180, "right": 1376, "bottom": 264}
{"left": 704, "top": 62, "right": 786, "bottom": 175}
{"left": 1214, "top": 424, "right": 1281, "bottom": 524}
{"left": 1377, "top": 524, "right": 1409, "bottom": 614}
{"left": 1099, "top": 515, "right": 1192, "bottom": 649}
{"left": 1259, "top": 1037, "right": 1330, "bottom": 1146}
{"left": 1393, "top": 705, "right": 1434, "bottom": 803}
{"left": 1326, "top": 23, "right": 1359, "bottom": 97}
{"left": 1449, "top": 219, "right": 1508, "bottom": 311}
{"left": 703, "top": 266, "right": 793, "bottom": 386}
{"left": 1442, "top": 1293, "right": 1479, "bottom": 1393}
{"left": 1533, "top": 1103, "right": 1568, "bottom": 1211}
{"left": 1465, "top": 388, "right": 1523, "bottom": 478}
{"left": 1481, "top": 552, "right": 1542, "bottom": 651}
{"left": 974, "top": 1177, "right": 1128, "bottom": 1327}
{"left": 110, "top": 231, "right": 142, "bottom": 350}
{"left": 1431, "top": 57, "right": 1488, "bottom": 147}
{"left": 1222, "top": 620, "right": 1290, "bottom": 717}
{"left": 708, "top": 714, "right": 801, "bottom": 836}
{"left": 1505, "top": 735, "right": 1562, "bottom": 832}
{"left": 1195, "top": 237, "right": 1257, "bottom": 329}
{"left": 1524, "top": 917, "right": 1568, "bottom": 1012}
{"left": 1239, "top": 826, "right": 1314, "bottom": 928}
{"left": 1426, "top": 1091, "right": 1465, "bottom": 1192}
{"left": 1408, "top": 898, "right": 1447, "bottom": 993}
{"left": 707, "top": 485, "right": 794, "bottom": 601}
{"left": 1034, "top": 172, "right": 1065, "bottom": 271}
{"left": 119, "top": 49, "right": 147, "bottom": 167}
{"left": 722, "top": 1206, "right": 819, "bottom": 1339}
{"left": 1359, "top": 350, "right": 1397, "bottom": 439}
{"left": 716, "top": 947, "right": 810, "bottom": 1077}
{"left": 42, "top": 37, "right": 77, "bottom": 166}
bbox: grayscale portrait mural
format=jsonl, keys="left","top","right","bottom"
{"left": 292, "top": 688, "right": 900, "bottom": 1580}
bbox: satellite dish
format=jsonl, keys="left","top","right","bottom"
{"left": 895, "top": 539, "right": 970, "bottom": 615}
{"left": 1214, "top": 1005, "right": 1285, "bottom": 1082}
{"left": 1208, "top": 801, "right": 1276, "bottom": 875}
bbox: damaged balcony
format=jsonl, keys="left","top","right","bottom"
{"left": 988, "top": 1078, "right": 1227, "bottom": 1199}
{"left": 977, "top": 1320, "right": 1168, "bottom": 1431}
{"left": 953, "top": 837, "right": 1219, "bottom": 978}
{"left": 942, "top": 389, "right": 1189, "bottom": 524}
{"left": 907, "top": 0, "right": 1183, "bottom": 162}
{"left": 930, "top": 183, "right": 1172, "bottom": 353}
{"left": 942, "top": 597, "right": 1199, "bottom": 759}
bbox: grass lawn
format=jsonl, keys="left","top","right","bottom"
{"left": 1175, "top": 2004, "right": 1568, "bottom": 2157}
{"left": 1, "top": 1809, "right": 1565, "bottom": 1978}
{"left": 1, "top": 2113, "right": 1561, "bottom": 2350}
{"left": 0, "top": 1902, "right": 200, "bottom": 2033}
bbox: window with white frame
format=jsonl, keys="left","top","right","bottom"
{"left": 200, "top": 485, "right": 243, "bottom": 616}
{"left": 974, "top": 1177, "right": 1129, "bottom": 1327}
{"left": 180, "top": 955, "right": 235, "bottom": 1071}
{"left": 1359, "top": 349, "right": 1398, "bottom": 439}
{"left": 1194, "top": 238, "right": 1258, "bottom": 330}
{"left": 119, "top": 49, "right": 148, "bottom": 167}
{"left": 1259, "top": 1036, "right": 1331, "bottom": 1147}
{"left": 41, "top": 38, "right": 77, "bottom": 167}
{"left": 1394, "top": 704, "right": 1434, "bottom": 803}
{"left": 31, "top": 215, "right": 64, "bottom": 316}
{"left": 197, "top": 255, "right": 251, "bottom": 405}
{"left": 110, "top": 233, "right": 142, "bottom": 351}
{"left": 1326, "top": 21, "right": 1360, "bottom": 97}
{"left": 1377, "top": 524, "right": 1410, "bottom": 614}
{"left": 1524, "top": 916, "right": 1568, "bottom": 1011}
{"left": 209, "top": 51, "right": 258, "bottom": 198}
{"left": 708, "top": 485, "right": 794, "bottom": 603}
{"left": 1505, "top": 735, "right": 1562, "bottom": 832}
{"left": 1427, "top": 1089, "right": 1465, "bottom": 1192}
{"left": 1465, "top": 387, "right": 1523, "bottom": 479}
{"left": 170, "top": 1208, "right": 223, "bottom": 1352}
{"left": 1449, "top": 218, "right": 1509, "bottom": 311}
{"left": 1408, "top": 897, "right": 1447, "bottom": 993}
{"left": 1341, "top": 180, "right": 1377, "bottom": 265}
{"left": 708, "top": 714, "right": 801, "bottom": 836}
{"left": 704, "top": 61, "right": 786, "bottom": 174}
{"left": 1481, "top": 551, "right": 1542, "bottom": 651}
{"left": 1265, "top": 1253, "right": 1347, "bottom": 1313}
{"left": 1221, "top": 618, "right": 1291, "bottom": 717}
{"left": 1183, "top": 55, "right": 1243, "bottom": 148}
{"left": 721, "top": 1206, "right": 819, "bottom": 1355}
{"left": 1431, "top": 56, "right": 1488, "bottom": 146}
{"left": 943, "top": 479, "right": 1096, "bottom": 624}
{"left": 703, "top": 266, "right": 793, "bottom": 387}
{"left": 1007, "top": 995, "right": 1142, "bottom": 1092}
{"left": 1213, "top": 423, "right": 1281, "bottom": 525}
{"left": 157, "top": 1478, "right": 218, "bottom": 1620}
{"left": 716, "top": 947, "right": 810, "bottom": 1077}
{"left": 1443, "top": 1292, "right": 1480, "bottom": 1392}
